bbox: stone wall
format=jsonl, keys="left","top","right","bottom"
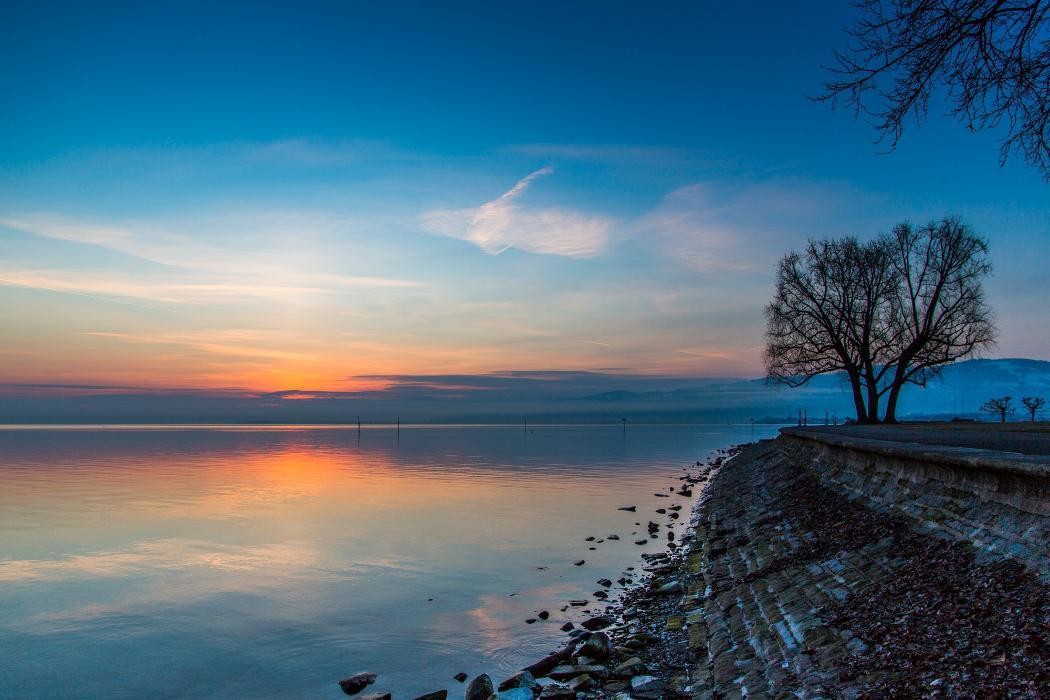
{"left": 780, "top": 428, "right": 1050, "bottom": 580}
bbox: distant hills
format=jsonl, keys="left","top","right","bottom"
{"left": 1, "top": 358, "right": 1047, "bottom": 424}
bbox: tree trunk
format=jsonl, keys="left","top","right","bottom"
{"left": 864, "top": 368, "right": 880, "bottom": 424}
{"left": 846, "top": 370, "right": 868, "bottom": 423}
{"left": 883, "top": 381, "right": 904, "bottom": 423}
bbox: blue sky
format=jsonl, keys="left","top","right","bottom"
{"left": 0, "top": 1, "right": 1046, "bottom": 396}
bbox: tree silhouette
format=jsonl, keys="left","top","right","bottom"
{"left": 1021, "top": 395, "right": 1046, "bottom": 421}
{"left": 980, "top": 395, "right": 1015, "bottom": 422}
{"left": 766, "top": 217, "right": 994, "bottom": 423}
{"left": 879, "top": 218, "right": 996, "bottom": 422}
{"left": 821, "top": 0, "right": 1050, "bottom": 179}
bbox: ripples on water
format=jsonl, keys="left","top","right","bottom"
{"left": 0, "top": 424, "right": 780, "bottom": 699}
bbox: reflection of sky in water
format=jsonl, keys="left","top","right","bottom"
{"left": 0, "top": 424, "right": 779, "bottom": 698}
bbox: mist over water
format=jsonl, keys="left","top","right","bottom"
{"left": 0, "top": 424, "right": 779, "bottom": 699}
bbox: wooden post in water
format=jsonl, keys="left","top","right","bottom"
{"left": 622, "top": 417, "right": 627, "bottom": 435}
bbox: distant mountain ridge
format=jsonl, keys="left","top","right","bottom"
{"left": 0, "top": 358, "right": 1046, "bottom": 424}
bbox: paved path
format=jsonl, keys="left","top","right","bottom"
{"left": 790, "top": 422, "right": 1050, "bottom": 456}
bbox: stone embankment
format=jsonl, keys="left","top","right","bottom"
{"left": 344, "top": 428, "right": 1050, "bottom": 699}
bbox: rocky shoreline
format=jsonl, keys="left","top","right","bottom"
{"left": 340, "top": 436, "right": 1048, "bottom": 699}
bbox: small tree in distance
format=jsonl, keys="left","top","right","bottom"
{"left": 980, "top": 396, "right": 1015, "bottom": 423}
{"left": 1021, "top": 396, "right": 1046, "bottom": 421}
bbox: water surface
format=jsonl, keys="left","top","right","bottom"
{"left": 0, "top": 424, "right": 779, "bottom": 698}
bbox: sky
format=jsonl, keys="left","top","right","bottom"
{"left": 1, "top": 1, "right": 1047, "bottom": 407}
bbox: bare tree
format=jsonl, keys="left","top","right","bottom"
{"left": 1021, "top": 395, "right": 1046, "bottom": 420}
{"left": 766, "top": 217, "right": 995, "bottom": 423}
{"left": 880, "top": 218, "right": 996, "bottom": 422}
{"left": 981, "top": 395, "right": 1015, "bottom": 422}
{"left": 820, "top": 0, "right": 1050, "bottom": 179}
{"left": 765, "top": 237, "right": 885, "bottom": 423}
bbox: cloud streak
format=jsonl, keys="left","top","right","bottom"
{"left": 421, "top": 167, "right": 613, "bottom": 258}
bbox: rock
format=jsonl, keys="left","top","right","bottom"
{"left": 525, "top": 618, "right": 537, "bottom": 624}
{"left": 613, "top": 657, "right": 646, "bottom": 678}
{"left": 547, "top": 665, "right": 608, "bottom": 681}
{"left": 454, "top": 673, "right": 469, "bottom": 683}
{"left": 580, "top": 631, "right": 612, "bottom": 660}
{"left": 596, "top": 578, "right": 612, "bottom": 587}
{"left": 607, "top": 534, "right": 620, "bottom": 540}
{"left": 339, "top": 672, "right": 378, "bottom": 696}
{"left": 593, "top": 590, "right": 608, "bottom": 599}
{"left": 630, "top": 675, "right": 666, "bottom": 698}
{"left": 537, "top": 610, "right": 549, "bottom": 620}
{"left": 566, "top": 674, "right": 595, "bottom": 692}
{"left": 497, "top": 689, "right": 533, "bottom": 700}
{"left": 414, "top": 692, "right": 448, "bottom": 700}
{"left": 655, "top": 508, "right": 666, "bottom": 514}
{"left": 523, "top": 643, "right": 578, "bottom": 678}
{"left": 581, "top": 614, "right": 614, "bottom": 630}
{"left": 498, "top": 671, "right": 539, "bottom": 693}
{"left": 573, "top": 560, "right": 585, "bottom": 566}
{"left": 585, "top": 536, "right": 595, "bottom": 541}
{"left": 465, "top": 674, "right": 494, "bottom": 700}
{"left": 623, "top": 606, "right": 637, "bottom": 617}
{"left": 617, "top": 506, "right": 636, "bottom": 512}
{"left": 538, "top": 685, "right": 575, "bottom": 700}
{"left": 634, "top": 539, "right": 648, "bottom": 545}
{"left": 560, "top": 621, "right": 574, "bottom": 631}
{"left": 568, "top": 599, "right": 588, "bottom": 606}
{"left": 656, "top": 580, "right": 683, "bottom": 595}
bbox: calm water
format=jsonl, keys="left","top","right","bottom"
{"left": 0, "top": 424, "right": 779, "bottom": 699}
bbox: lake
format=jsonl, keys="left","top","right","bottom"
{"left": 0, "top": 424, "right": 780, "bottom": 699}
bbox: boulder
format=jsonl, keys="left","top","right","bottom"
{"left": 547, "top": 665, "right": 608, "bottom": 681}
{"left": 580, "top": 615, "right": 614, "bottom": 631}
{"left": 465, "top": 674, "right": 495, "bottom": 700}
{"left": 656, "top": 580, "right": 683, "bottom": 595}
{"left": 579, "top": 631, "right": 612, "bottom": 660}
{"left": 538, "top": 685, "right": 575, "bottom": 700}
{"left": 454, "top": 673, "right": 469, "bottom": 683}
{"left": 498, "top": 670, "right": 539, "bottom": 693}
{"left": 612, "top": 657, "right": 646, "bottom": 678}
{"left": 630, "top": 675, "right": 666, "bottom": 699}
{"left": 596, "top": 578, "right": 612, "bottom": 588}
{"left": 497, "top": 688, "right": 533, "bottom": 700}
{"left": 566, "top": 674, "right": 595, "bottom": 692}
{"left": 523, "top": 643, "right": 577, "bottom": 678}
{"left": 339, "top": 672, "right": 378, "bottom": 696}
{"left": 414, "top": 692, "right": 448, "bottom": 700}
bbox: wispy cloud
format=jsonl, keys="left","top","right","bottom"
{"left": 633, "top": 179, "right": 878, "bottom": 272}
{"left": 421, "top": 167, "right": 613, "bottom": 258}
{"left": 0, "top": 212, "right": 423, "bottom": 306}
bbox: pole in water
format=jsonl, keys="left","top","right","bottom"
{"left": 622, "top": 417, "right": 626, "bottom": 434}
{"left": 524, "top": 416, "right": 527, "bottom": 433}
